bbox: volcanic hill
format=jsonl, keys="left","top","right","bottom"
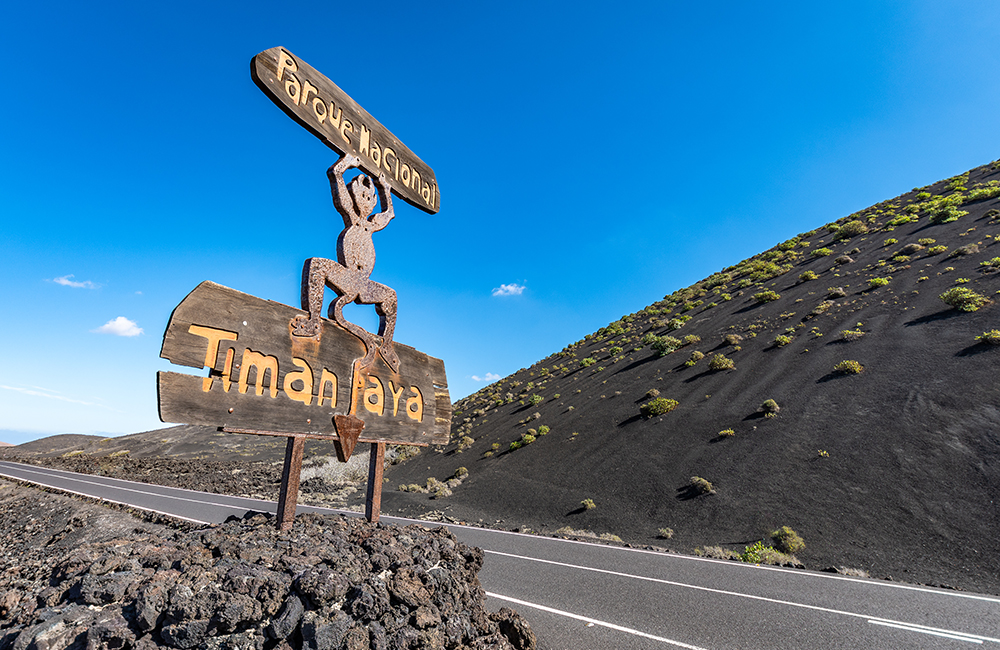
{"left": 379, "top": 159, "right": 1000, "bottom": 595}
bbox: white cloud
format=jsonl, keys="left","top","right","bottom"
{"left": 93, "top": 316, "right": 144, "bottom": 337}
{"left": 52, "top": 274, "right": 98, "bottom": 289}
{"left": 472, "top": 372, "right": 501, "bottom": 383}
{"left": 0, "top": 384, "right": 101, "bottom": 407}
{"left": 492, "top": 283, "right": 525, "bottom": 297}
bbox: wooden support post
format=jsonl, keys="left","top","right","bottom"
{"left": 365, "top": 441, "right": 386, "bottom": 523}
{"left": 276, "top": 436, "right": 305, "bottom": 530}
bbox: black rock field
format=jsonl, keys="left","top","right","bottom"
{"left": 0, "top": 481, "right": 535, "bottom": 650}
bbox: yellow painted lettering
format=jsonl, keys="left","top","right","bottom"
{"left": 406, "top": 386, "right": 423, "bottom": 422}
{"left": 383, "top": 147, "right": 396, "bottom": 174}
{"left": 187, "top": 325, "right": 238, "bottom": 392}
{"left": 359, "top": 123, "right": 370, "bottom": 155}
{"left": 283, "top": 74, "right": 301, "bottom": 104}
{"left": 411, "top": 169, "right": 421, "bottom": 194}
{"left": 239, "top": 349, "right": 279, "bottom": 398}
{"left": 299, "top": 78, "right": 318, "bottom": 107}
{"left": 421, "top": 182, "right": 430, "bottom": 203}
{"left": 318, "top": 368, "right": 338, "bottom": 407}
{"left": 328, "top": 102, "right": 342, "bottom": 130}
{"left": 221, "top": 347, "right": 235, "bottom": 393}
{"left": 282, "top": 357, "right": 313, "bottom": 406}
{"left": 364, "top": 376, "right": 385, "bottom": 416}
{"left": 276, "top": 50, "right": 297, "bottom": 81}
{"left": 400, "top": 164, "right": 411, "bottom": 188}
{"left": 339, "top": 119, "right": 353, "bottom": 145}
{"left": 370, "top": 141, "right": 381, "bottom": 167}
{"left": 388, "top": 381, "right": 405, "bottom": 417}
{"left": 311, "top": 96, "right": 327, "bottom": 124}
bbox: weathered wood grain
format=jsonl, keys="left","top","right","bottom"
{"left": 251, "top": 46, "right": 439, "bottom": 214}
{"left": 158, "top": 281, "right": 450, "bottom": 445}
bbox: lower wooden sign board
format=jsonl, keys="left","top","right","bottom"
{"left": 158, "top": 281, "right": 451, "bottom": 529}
{"left": 158, "top": 281, "right": 451, "bottom": 445}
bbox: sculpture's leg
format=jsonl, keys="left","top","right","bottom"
{"left": 364, "top": 282, "right": 399, "bottom": 373}
{"left": 331, "top": 291, "right": 378, "bottom": 369}
{"left": 291, "top": 258, "right": 332, "bottom": 337}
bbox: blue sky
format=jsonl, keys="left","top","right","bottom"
{"left": 3, "top": 1, "right": 1000, "bottom": 444}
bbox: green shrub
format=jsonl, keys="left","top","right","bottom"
{"left": 685, "top": 350, "right": 705, "bottom": 367}
{"left": 509, "top": 440, "right": 523, "bottom": 451}
{"left": 799, "top": 270, "right": 818, "bottom": 282}
{"left": 689, "top": 476, "right": 715, "bottom": 495}
{"left": 966, "top": 183, "right": 1000, "bottom": 202}
{"left": 980, "top": 257, "right": 1000, "bottom": 268}
{"left": 657, "top": 527, "right": 674, "bottom": 539}
{"left": 929, "top": 206, "right": 968, "bottom": 224}
{"left": 581, "top": 498, "right": 596, "bottom": 510}
{"left": 812, "top": 247, "right": 833, "bottom": 257}
{"left": 724, "top": 333, "right": 743, "bottom": 345}
{"left": 718, "top": 428, "right": 735, "bottom": 437}
{"left": 457, "top": 436, "right": 475, "bottom": 452}
{"left": 683, "top": 334, "right": 701, "bottom": 345}
{"left": 868, "top": 277, "right": 890, "bottom": 288}
{"left": 770, "top": 526, "right": 805, "bottom": 553}
{"left": 709, "top": 354, "right": 735, "bottom": 371}
{"left": 521, "top": 433, "right": 536, "bottom": 445}
{"left": 976, "top": 330, "right": 1000, "bottom": 345}
{"left": 528, "top": 394, "right": 543, "bottom": 406}
{"left": 454, "top": 466, "right": 469, "bottom": 479}
{"left": 774, "top": 334, "right": 793, "bottom": 347}
{"left": 840, "top": 329, "right": 864, "bottom": 341}
{"left": 641, "top": 397, "right": 679, "bottom": 417}
{"left": 883, "top": 238, "right": 898, "bottom": 247}
{"left": 651, "top": 335, "right": 683, "bottom": 356}
{"left": 918, "top": 238, "right": 936, "bottom": 245}
{"left": 949, "top": 244, "right": 980, "bottom": 258}
{"left": 580, "top": 357, "right": 596, "bottom": 367}
{"left": 537, "top": 425, "right": 550, "bottom": 435}
{"left": 759, "top": 399, "right": 780, "bottom": 417}
{"left": 738, "top": 541, "right": 798, "bottom": 565}
{"left": 836, "top": 220, "right": 868, "bottom": 239}
{"left": 927, "top": 245, "right": 948, "bottom": 255}
{"left": 834, "top": 360, "right": 864, "bottom": 374}
{"left": 753, "top": 290, "right": 781, "bottom": 303}
{"left": 940, "top": 287, "right": 989, "bottom": 312}
{"left": 739, "top": 541, "right": 770, "bottom": 563}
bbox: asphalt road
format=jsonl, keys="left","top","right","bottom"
{"left": 2, "top": 460, "right": 998, "bottom": 649}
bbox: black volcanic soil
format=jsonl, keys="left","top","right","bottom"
{"left": 0, "top": 480, "right": 535, "bottom": 649}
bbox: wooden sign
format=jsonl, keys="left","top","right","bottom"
{"left": 158, "top": 281, "right": 451, "bottom": 446}
{"left": 251, "top": 46, "right": 440, "bottom": 215}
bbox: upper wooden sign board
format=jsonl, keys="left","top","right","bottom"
{"left": 252, "top": 46, "right": 439, "bottom": 214}
{"left": 158, "top": 281, "right": 451, "bottom": 445}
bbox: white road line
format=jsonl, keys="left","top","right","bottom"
{"left": 485, "top": 550, "right": 1000, "bottom": 644}
{"left": 0, "top": 473, "right": 212, "bottom": 525}
{"left": 0, "top": 462, "right": 276, "bottom": 505}
{"left": 868, "top": 620, "right": 984, "bottom": 644}
{"left": 486, "top": 592, "right": 710, "bottom": 650}
{"left": 347, "top": 504, "right": 1000, "bottom": 605}
{"left": 0, "top": 465, "right": 266, "bottom": 512}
